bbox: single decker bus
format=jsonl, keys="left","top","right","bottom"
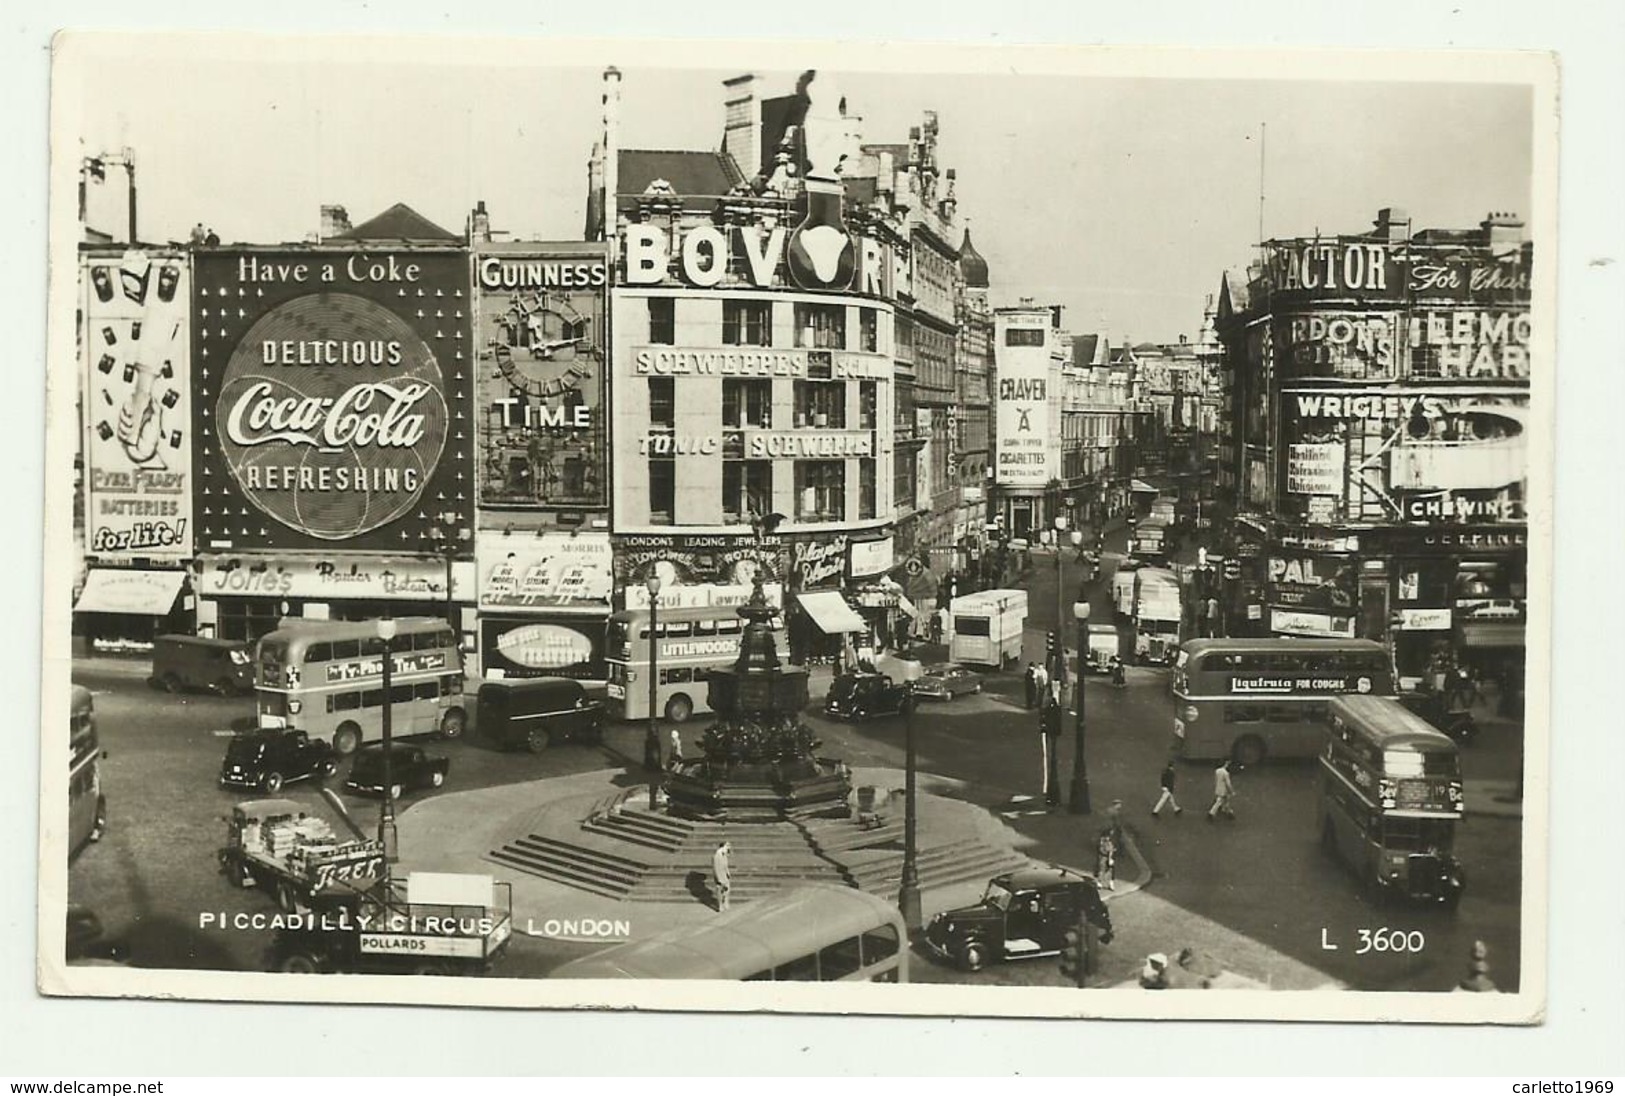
{"left": 1171, "top": 637, "right": 1394, "bottom": 765}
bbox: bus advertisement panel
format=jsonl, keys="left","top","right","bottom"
{"left": 1171, "top": 638, "right": 1394, "bottom": 764}
{"left": 68, "top": 685, "right": 106, "bottom": 861}
{"left": 254, "top": 618, "right": 466, "bottom": 754}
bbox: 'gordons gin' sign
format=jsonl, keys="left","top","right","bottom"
{"left": 193, "top": 250, "right": 473, "bottom": 550}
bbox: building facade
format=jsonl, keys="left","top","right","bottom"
{"left": 1214, "top": 208, "right": 1531, "bottom": 689}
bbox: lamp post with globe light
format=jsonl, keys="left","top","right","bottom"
{"left": 426, "top": 510, "right": 473, "bottom": 633}
{"left": 374, "top": 617, "right": 399, "bottom": 861}
{"left": 1070, "top": 600, "right": 1092, "bottom": 814}
{"left": 644, "top": 574, "right": 663, "bottom": 774}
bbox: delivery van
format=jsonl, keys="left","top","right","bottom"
{"left": 149, "top": 634, "right": 255, "bottom": 696}
{"left": 948, "top": 590, "right": 1028, "bottom": 668}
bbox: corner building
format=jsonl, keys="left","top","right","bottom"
{"left": 593, "top": 86, "right": 905, "bottom": 655}
{"left": 1214, "top": 208, "right": 1531, "bottom": 695}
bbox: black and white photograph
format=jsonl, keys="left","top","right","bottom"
{"left": 37, "top": 31, "right": 1558, "bottom": 1024}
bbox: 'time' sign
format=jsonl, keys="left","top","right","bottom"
{"left": 193, "top": 250, "right": 472, "bottom": 550}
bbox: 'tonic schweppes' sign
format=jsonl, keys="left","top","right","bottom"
{"left": 192, "top": 249, "right": 472, "bottom": 551}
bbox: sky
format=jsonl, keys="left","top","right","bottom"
{"left": 64, "top": 40, "right": 1534, "bottom": 344}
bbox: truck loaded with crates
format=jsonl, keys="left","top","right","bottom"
{"left": 218, "top": 798, "right": 386, "bottom": 914}
{"left": 270, "top": 870, "right": 514, "bottom": 976}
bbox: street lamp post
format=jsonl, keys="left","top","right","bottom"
{"left": 644, "top": 574, "right": 663, "bottom": 774}
{"left": 898, "top": 658, "right": 923, "bottom": 932}
{"left": 427, "top": 510, "right": 472, "bottom": 633}
{"left": 375, "top": 617, "right": 399, "bottom": 862}
{"left": 1070, "top": 600, "right": 1092, "bottom": 814}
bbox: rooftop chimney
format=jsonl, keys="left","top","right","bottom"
{"left": 470, "top": 200, "right": 491, "bottom": 243}
{"left": 320, "top": 205, "right": 351, "bottom": 240}
{"left": 1480, "top": 211, "right": 1526, "bottom": 257}
{"left": 1373, "top": 207, "right": 1410, "bottom": 242}
{"left": 722, "top": 73, "right": 760, "bottom": 185}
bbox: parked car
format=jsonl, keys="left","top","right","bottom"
{"left": 824, "top": 672, "right": 913, "bottom": 721}
{"left": 912, "top": 663, "right": 983, "bottom": 701}
{"left": 150, "top": 634, "right": 255, "bottom": 696}
{"left": 219, "top": 729, "right": 337, "bottom": 794}
{"left": 343, "top": 743, "right": 450, "bottom": 798}
{"left": 924, "top": 867, "right": 1113, "bottom": 972}
{"left": 478, "top": 678, "right": 603, "bottom": 753}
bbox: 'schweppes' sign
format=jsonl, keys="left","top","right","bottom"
{"left": 193, "top": 250, "right": 471, "bottom": 549}
{"left": 83, "top": 250, "right": 193, "bottom": 558}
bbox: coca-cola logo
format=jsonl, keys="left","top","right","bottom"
{"left": 216, "top": 293, "right": 447, "bottom": 540}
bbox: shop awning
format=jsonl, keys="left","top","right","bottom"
{"left": 1129, "top": 480, "right": 1159, "bottom": 494}
{"left": 797, "top": 591, "right": 867, "bottom": 635}
{"left": 1461, "top": 622, "right": 1526, "bottom": 649}
{"left": 73, "top": 568, "right": 186, "bottom": 616}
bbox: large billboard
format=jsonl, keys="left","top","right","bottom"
{"left": 191, "top": 249, "right": 473, "bottom": 551}
{"left": 82, "top": 250, "right": 193, "bottom": 558}
{"left": 474, "top": 248, "right": 608, "bottom": 510}
{"left": 993, "top": 315, "right": 1051, "bottom": 488}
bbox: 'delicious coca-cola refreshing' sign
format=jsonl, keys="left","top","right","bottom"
{"left": 192, "top": 250, "right": 472, "bottom": 550}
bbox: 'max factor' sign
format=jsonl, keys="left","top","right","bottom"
{"left": 192, "top": 250, "right": 472, "bottom": 550}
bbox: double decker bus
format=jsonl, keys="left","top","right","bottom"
{"left": 604, "top": 605, "right": 786, "bottom": 724}
{"left": 68, "top": 685, "right": 106, "bottom": 861}
{"left": 1171, "top": 638, "right": 1394, "bottom": 765}
{"left": 254, "top": 618, "right": 467, "bottom": 755}
{"left": 1316, "top": 694, "right": 1465, "bottom": 906}
{"left": 551, "top": 884, "right": 908, "bottom": 982}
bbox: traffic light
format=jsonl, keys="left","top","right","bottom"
{"left": 1059, "top": 926, "right": 1085, "bottom": 987}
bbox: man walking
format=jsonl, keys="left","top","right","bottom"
{"left": 1024, "top": 663, "right": 1038, "bottom": 709}
{"left": 711, "top": 841, "right": 733, "bottom": 912}
{"left": 669, "top": 727, "right": 684, "bottom": 769}
{"left": 1033, "top": 662, "right": 1050, "bottom": 709}
{"left": 1207, "top": 759, "right": 1235, "bottom": 822}
{"left": 1152, "top": 759, "right": 1183, "bottom": 818}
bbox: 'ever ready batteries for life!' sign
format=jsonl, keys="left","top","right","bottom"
{"left": 82, "top": 250, "right": 194, "bottom": 558}
{"left": 191, "top": 250, "right": 473, "bottom": 551}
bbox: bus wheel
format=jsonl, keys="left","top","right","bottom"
{"left": 526, "top": 727, "right": 551, "bottom": 753}
{"left": 333, "top": 723, "right": 361, "bottom": 755}
{"left": 439, "top": 707, "right": 467, "bottom": 739}
{"left": 665, "top": 694, "right": 693, "bottom": 724}
{"left": 1231, "top": 735, "right": 1266, "bottom": 768}
{"left": 279, "top": 951, "right": 323, "bottom": 974}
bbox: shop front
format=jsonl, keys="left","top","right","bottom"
{"left": 784, "top": 531, "right": 856, "bottom": 665}
{"left": 194, "top": 555, "right": 473, "bottom": 644}
{"left": 72, "top": 567, "right": 193, "bottom": 655}
{"left": 612, "top": 533, "right": 787, "bottom": 613}
{"left": 1264, "top": 533, "right": 1359, "bottom": 640}
{"left": 477, "top": 531, "right": 613, "bottom": 681}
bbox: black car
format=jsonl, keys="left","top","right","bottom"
{"left": 924, "top": 867, "right": 1113, "bottom": 972}
{"left": 478, "top": 678, "right": 604, "bottom": 753}
{"left": 343, "top": 743, "right": 450, "bottom": 798}
{"left": 823, "top": 672, "right": 912, "bottom": 721}
{"left": 219, "top": 729, "right": 337, "bottom": 794}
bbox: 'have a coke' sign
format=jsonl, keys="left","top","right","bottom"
{"left": 193, "top": 250, "right": 473, "bottom": 550}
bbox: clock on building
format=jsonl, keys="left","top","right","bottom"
{"left": 495, "top": 291, "right": 595, "bottom": 400}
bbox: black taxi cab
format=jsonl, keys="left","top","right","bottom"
{"left": 924, "top": 866, "right": 1113, "bottom": 972}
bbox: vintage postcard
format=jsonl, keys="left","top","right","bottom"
{"left": 39, "top": 33, "right": 1555, "bottom": 1022}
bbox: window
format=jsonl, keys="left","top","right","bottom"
{"left": 1225, "top": 705, "right": 1265, "bottom": 724}
{"left": 858, "top": 381, "right": 877, "bottom": 430}
{"left": 648, "top": 459, "right": 675, "bottom": 525}
{"left": 647, "top": 298, "right": 675, "bottom": 344}
{"left": 795, "top": 461, "right": 845, "bottom": 522}
{"left": 860, "top": 925, "right": 900, "bottom": 964}
{"left": 773, "top": 953, "right": 821, "bottom": 981}
{"left": 722, "top": 379, "right": 772, "bottom": 428}
{"left": 332, "top": 639, "right": 361, "bottom": 660}
{"left": 723, "top": 300, "right": 772, "bottom": 347}
{"left": 361, "top": 689, "right": 384, "bottom": 709}
{"left": 794, "top": 381, "right": 847, "bottom": 428}
{"left": 1005, "top": 327, "right": 1045, "bottom": 347}
{"left": 723, "top": 460, "right": 773, "bottom": 523}
{"left": 818, "top": 937, "right": 864, "bottom": 980}
{"left": 329, "top": 692, "right": 361, "bottom": 713}
{"left": 660, "top": 667, "right": 694, "bottom": 685}
{"left": 859, "top": 308, "right": 879, "bottom": 353}
{"left": 955, "top": 616, "right": 990, "bottom": 637}
{"left": 858, "top": 459, "right": 877, "bottom": 520}
{"left": 648, "top": 377, "right": 675, "bottom": 430}
{"left": 794, "top": 302, "right": 845, "bottom": 349}
{"left": 304, "top": 642, "right": 332, "bottom": 664}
